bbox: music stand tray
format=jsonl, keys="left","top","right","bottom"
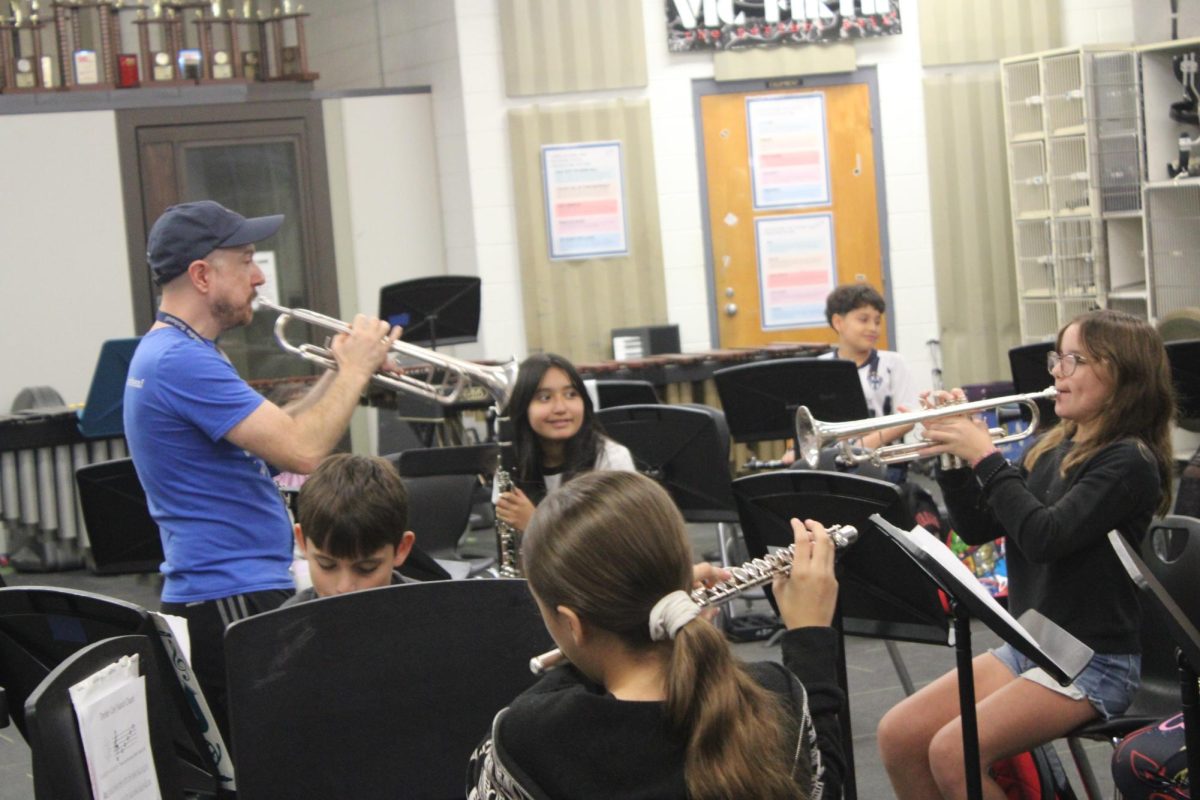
{"left": 713, "top": 357, "right": 867, "bottom": 444}
{"left": 872, "top": 514, "right": 1093, "bottom": 800}
{"left": 378, "top": 275, "right": 481, "bottom": 350}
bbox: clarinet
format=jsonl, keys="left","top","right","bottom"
{"left": 528, "top": 523, "right": 859, "bottom": 674}
{"left": 494, "top": 465, "right": 522, "bottom": 577}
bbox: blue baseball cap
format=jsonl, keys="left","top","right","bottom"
{"left": 147, "top": 200, "right": 284, "bottom": 285}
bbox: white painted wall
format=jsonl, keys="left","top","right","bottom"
{"left": 0, "top": 110, "right": 134, "bottom": 411}
{"left": 323, "top": 91, "right": 447, "bottom": 454}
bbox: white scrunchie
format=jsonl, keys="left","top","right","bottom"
{"left": 648, "top": 590, "right": 701, "bottom": 642}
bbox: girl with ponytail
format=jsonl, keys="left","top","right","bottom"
{"left": 467, "top": 470, "right": 846, "bottom": 800}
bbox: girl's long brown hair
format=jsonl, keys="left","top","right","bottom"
{"left": 524, "top": 471, "right": 807, "bottom": 800}
{"left": 1024, "top": 309, "right": 1175, "bottom": 514}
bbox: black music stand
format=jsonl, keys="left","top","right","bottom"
{"left": 0, "top": 587, "right": 231, "bottom": 795}
{"left": 24, "top": 634, "right": 183, "bottom": 800}
{"left": 872, "top": 515, "right": 1093, "bottom": 800}
{"left": 596, "top": 404, "right": 735, "bottom": 522}
{"left": 713, "top": 357, "right": 867, "bottom": 445}
{"left": 75, "top": 457, "right": 164, "bottom": 574}
{"left": 224, "top": 579, "right": 554, "bottom": 800}
{"left": 79, "top": 337, "right": 141, "bottom": 438}
{"left": 733, "top": 469, "right": 949, "bottom": 799}
{"left": 1108, "top": 528, "right": 1200, "bottom": 788}
{"left": 378, "top": 275, "right": 481, "bottom": 351}
{"left": 1008, "top": 341, "right": 1057, "bottom": 427}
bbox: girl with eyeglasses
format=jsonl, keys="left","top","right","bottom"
{"left": 877, "top": 309, "right": 1175, "bottom": 799}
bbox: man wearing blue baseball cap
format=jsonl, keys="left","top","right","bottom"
{"left": 124, "top": 201, "right": 400, "bottom": 739}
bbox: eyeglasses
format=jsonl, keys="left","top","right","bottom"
{"left": 1046, "top": 351, "right": 1093, "bottom": 377}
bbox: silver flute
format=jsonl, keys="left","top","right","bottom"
{"left": 528, "top": 523, "right": 858, "bottom": 674}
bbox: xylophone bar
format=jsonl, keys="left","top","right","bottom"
{"left": 0, "top": 411, "right": 125, "bottom": 570}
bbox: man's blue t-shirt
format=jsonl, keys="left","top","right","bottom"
{"left": 123, "top": 327, "right": 294, "bottom": 603}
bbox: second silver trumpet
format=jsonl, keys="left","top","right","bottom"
{"left": 529, "top": 523, "right": 859, "bottom": 674}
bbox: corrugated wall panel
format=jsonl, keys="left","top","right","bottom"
{"left": 918, "top": 0, "right": 1061, "bottom": 66}
{"left": 508, "top": 99, "right": 667, "bottom": 360}
{"left": 499, "top": 0, "right": 647, "bottom": 96}
{"left": 924, "top": 72, "right": 1021, "bottom": 385}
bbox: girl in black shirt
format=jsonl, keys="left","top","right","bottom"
{"left": 878, "top": 309, "right": 1175, "bottom": 799}
{"left": 469, "top": 470, "right": 846, "bottom": 800}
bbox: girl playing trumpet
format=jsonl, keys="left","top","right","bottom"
{"left": 468, "top": 470, "right": 847, "bottom": 800}
{"left": 878, "top": 309, "right": 1175, "bottom": 799}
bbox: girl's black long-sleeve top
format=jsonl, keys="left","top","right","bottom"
{"left": 937, "top": 438, "right": 1160, "bottom": 654}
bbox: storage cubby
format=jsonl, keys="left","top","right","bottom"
{"left": 1053, "top": 218, "right": 1103, "bottom": 296}
{"left": 1003, "top": 59, "right": 1044, "bottom": 140}
{"left": 1015, "top": 220, "right": 1055, "bottom": 297}
{"left": 1145, "top": 181, "right": 1200, "bottom": 319}
{"left": 1139, "top": 38, "right": 1200, "bottom": 184}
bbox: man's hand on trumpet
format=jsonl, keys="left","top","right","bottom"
{"left": 917, "top": 389, "right": 998, "bottom": 467}
{"left": 330, "top": 314, "right": 402, "bottom": 381}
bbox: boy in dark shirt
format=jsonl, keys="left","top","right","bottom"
{"left": 283, "top": 454, "right": 420, "bottom": 606}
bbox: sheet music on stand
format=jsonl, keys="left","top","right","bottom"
{"left": 870, "top": 514, "right": 1094, "bottom": 800}
{"left": 871, "top": 514, "right": 1093, "bottom": 682}
{"left": 68, "top": 653, "right": 162, "bottom": 800}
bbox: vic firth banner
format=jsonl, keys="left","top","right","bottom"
{"left": 667, "top": 0, "right": 901, "bottom": 51}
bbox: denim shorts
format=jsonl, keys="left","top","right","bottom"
{"left": 990, "top": 643, "right": 1141, "bottom": 720}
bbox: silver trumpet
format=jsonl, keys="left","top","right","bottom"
{"left": 793, "top": 387, "right": 1058, "bottom": 470}
{"left": 528, "top": 524, "right": 859, "bottom": 675}
{"left": 254, "top": 297, "right": 518, "bottom": 407}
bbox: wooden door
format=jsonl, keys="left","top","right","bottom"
{"left": 700, "top": 83, "right": 886, "bottom": 349}
{"left": 117, "top": 101, "right": 336, "bottom": 382}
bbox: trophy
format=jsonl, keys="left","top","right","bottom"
{"left": 193, "top": 0, "right": 243, "bottom": 81}
{"left": 0, "top": 1, "right": 50, "bottom": 92}
{"left": 133, "top": 1, "right": 186, "bottom": 83}
{"left": 262, "top": 0, "right": 315, "bottom": 81}
{"left": 234, "top": 0, "right": 264, "bottom": 80}
{"left": 51, "top": 0, "right": 124, "bottom": 89}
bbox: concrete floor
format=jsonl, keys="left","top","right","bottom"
{"left": 0, "top": 521, "right": 1119, "bottom": 799}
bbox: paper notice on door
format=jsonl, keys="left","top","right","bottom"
{"left": 755, "top": 212, "right": 836, "bottom": 329}
{"left": 69, "top": 653, "right": 163, "bottom": 800}
{"left": 747, "top": 93, "right": 831, "bottom": 210}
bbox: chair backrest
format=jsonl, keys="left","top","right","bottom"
{"left": 0, "top": 587, "right": 227, "bottom": 793}
{"left": 597, "top": 403, "right": 736, "bottom": 522}
{"left": 74, "top": 457, "right": 164, "bottom": 574}
{"left": 225, "top": 579, "right": 554, "bottom": 800}
{"left": 1165, "top": 340, "right": 1200, "bottom": 431}
{"left": 593, "top": 379, "right": 660, "bottom": 408}
{"left": 713, "top": 357, "right": 867, "bottom": 444}
{"left": 1139, "top": 515, "right": 1200, "bottom": 690}
{"left": 24, "top": 634, "right": 184, "bottom": 799}
{"left": 391, "top": 444, "right": 500, "bottom": 478}
{"left": 399, "top": 473, "right": 479, "bottom": 561}
{"left": 732, "top": 470, "right": 950, "bottom": 644}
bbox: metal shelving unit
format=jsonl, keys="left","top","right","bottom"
{"left": 1003, "top": 45, "right": 1138, "bottom": 342}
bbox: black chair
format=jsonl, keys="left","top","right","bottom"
{"left": 0, "top": 587, "right": 231, "bottom": 795}
{"left": 388, "top": 446, "right": 499, "bottom": 575}
{"left": 74, "top": 457, "right": 164, "bottom": 575}
{"left": 1008, "top": 341, "right": 1057, "bottom": 427}
{"left": 1165, "top": 339, "right": 1200, "bottom": 431}
{"left": 733, "top": 470, "right": 953, "bottom": 800}
{"left": 1064, "top": 516, "right": 1200, "bottom": 797}
{"left": 24, "top": 634, "right": 184, "bottom": 799}
{"left": 225, "top": 579, "right": 553, "bottom": 800}
{"left": 592, "top": 379, "right": 660, "bottom": 408}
